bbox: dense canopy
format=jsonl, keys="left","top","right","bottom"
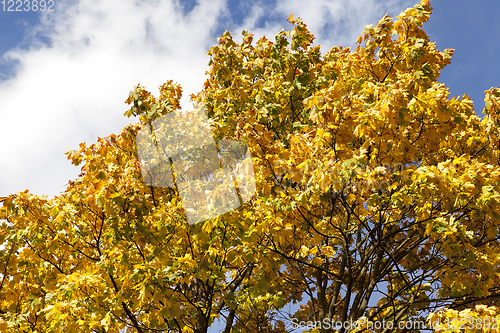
{"left": 1, "top": 1, "right": 500, "bottom": 332}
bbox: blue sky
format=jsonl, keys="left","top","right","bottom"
{"left": 1, "top": 0, "right": 499, "bottom": 198}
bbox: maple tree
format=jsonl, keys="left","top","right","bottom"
{"left": 1, "top": 1, "right": 500, "bottom": 332}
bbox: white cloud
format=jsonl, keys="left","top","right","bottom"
{"left": 222, "top": 0, "right": 416, "bottom": 47}
{"left": 274, "top": 0, "right": 416, "bottom": 47}
{"left": 0, "top": 0, "right": 226, "bottom": 197}
{"left": 0, "top": 0, "right": 413, "bottom": 198}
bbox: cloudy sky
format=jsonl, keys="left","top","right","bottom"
{"left": 1, "top": 0, "right": 499, "bottom": 199}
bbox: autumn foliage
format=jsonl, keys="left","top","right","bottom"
{"left": 1, "top": 1, "right": 500, "bottom": 332}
